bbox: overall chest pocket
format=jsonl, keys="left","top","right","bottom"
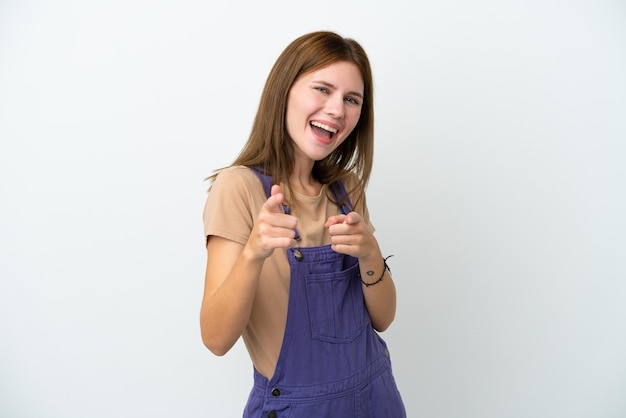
{"left": 304, "top": 262, "right": 370, "bottom": 343}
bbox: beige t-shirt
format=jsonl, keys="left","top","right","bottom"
{"left": 202, "top": 165, "right": 370, "bottom": 378}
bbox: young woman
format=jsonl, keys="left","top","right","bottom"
{"left": 200, "top": 31, "right": 406, "bottom": 417}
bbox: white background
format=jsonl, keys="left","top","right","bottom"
{"left": 1, "top": 1, "right": 625, "bottom": 417}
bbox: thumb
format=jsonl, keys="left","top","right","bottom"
{"left": 345, "top": 212, "right": 362, "bottom": 225}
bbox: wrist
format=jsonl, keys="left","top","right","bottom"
{"left": 360, "top": 255, "right": 393, "bottom": 287}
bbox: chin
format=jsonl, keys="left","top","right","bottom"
{"left": 311, "top": 152, "right": 333, "bottom": 162}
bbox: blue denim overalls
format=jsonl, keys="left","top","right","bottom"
{"left": 243, "top": 169, "right": 406, "bottom": 418}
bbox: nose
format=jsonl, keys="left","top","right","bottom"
{"left": 325, "top": 94, "right": 344, "bottom": 118}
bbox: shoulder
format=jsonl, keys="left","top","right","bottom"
{"left": 212, "top": 165, "right": 260, "bottom": 187}
{"left": 203, "top": 166, "right": 266, "bottom": 243}
{"left": 206, "top": 165, "right": 266, "bottom": 213}
{"left": 209, "top": 165, "right": 264, "bottom": 197}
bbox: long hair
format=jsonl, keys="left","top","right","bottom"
{"left": 209, "top": 31, "right": 374, "bottom": 208}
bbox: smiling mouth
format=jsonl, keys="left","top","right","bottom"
{"left": 310, "top": 121, "right": 338, "bottom": 140}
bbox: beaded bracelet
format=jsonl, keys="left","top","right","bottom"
{"left": 361, "top": 255, "right": 393, "bottom": 287}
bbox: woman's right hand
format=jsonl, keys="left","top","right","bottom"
{"left": 245, "top": 184, "right": 299, "bottom": 260}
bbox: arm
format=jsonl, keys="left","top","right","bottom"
{"left": 325, "top": 213, "right": 397, "bottom": 331}
{"left": 200, "top": 185, "right": 298, "bottom": 355}
{"left": 200, "top": 236, "right": 263, "bottom": 356}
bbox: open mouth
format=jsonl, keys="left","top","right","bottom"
{"left": 310, "top": 121, "right": 338, "bottom": 140}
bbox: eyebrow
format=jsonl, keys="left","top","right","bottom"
{"left": 312, "top": 80, "right": 364, "bottom": 100}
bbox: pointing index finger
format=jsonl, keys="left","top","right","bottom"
{"left": 266, "top": 184, "right": 286, "bottom": 214}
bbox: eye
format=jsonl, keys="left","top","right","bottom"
{"left": 314, "top": 86, "right": 329, "bottom": 94}
{"left": 345, "top": 96, "right": 360, "bottom": 106}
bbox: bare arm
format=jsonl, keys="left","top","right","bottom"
{"left": 200, "top": 237, "right": 263, "bottom": 355}
{"left": 200, "top": 185, "right": 298, "bottom": 355}
{"left": 325, "top": 213, "right": 397, "bottom": 331}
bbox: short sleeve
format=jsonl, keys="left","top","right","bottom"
{"left": 202, "top": 166, "right": 266, "bottom": 246}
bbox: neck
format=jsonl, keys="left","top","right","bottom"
{"left": 290, "top": 160, "right": 320, "bottom": 197}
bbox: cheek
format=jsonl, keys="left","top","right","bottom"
{"left": 346, "top": 110, "right": 362, "bottom": 132}
{"left": 285, "top": 102, "right": 302, "bottom": 133}
{"left": 287, "top": 96, "right": 311, "bottom": 125}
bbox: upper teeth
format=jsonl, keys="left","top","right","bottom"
{"left": 311, "top": 121, "right": 337, "bottom": 133}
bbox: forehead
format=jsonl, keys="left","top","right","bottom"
{"left": 297, "top": 61, "right": 364, "bottom": 92}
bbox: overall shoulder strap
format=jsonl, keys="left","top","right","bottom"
{"left": 249, "top": 166, "right": 272, "bottom": 199}
{"left": 330, "top": 180, "right": 354, "bottom": 216}
{"left": 249, "top": 165, "right": 292, "bottom": 215}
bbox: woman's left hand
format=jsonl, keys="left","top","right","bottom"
{"left": 325, "top": 212, "right": 377, "bottom": 259}
{"left": 326, "top": 211, "right": 396, "bottom": 331}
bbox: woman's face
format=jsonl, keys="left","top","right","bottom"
{"left": 286, "top": 61, "right": 364, "bottom": 165}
